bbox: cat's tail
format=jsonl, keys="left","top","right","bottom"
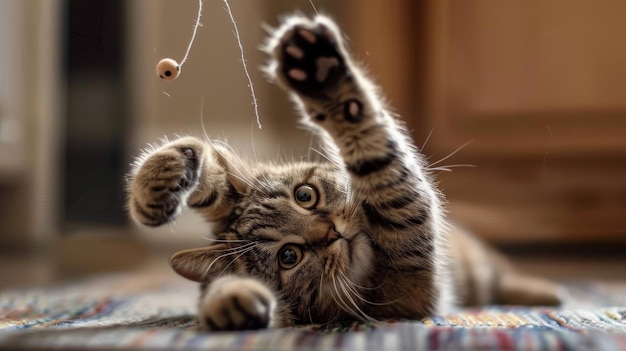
{"left": 449, "top": 226, "right": 565, "bottom": 307}
{"left": 494, "top": 268, "right": 565, "bottom": 306}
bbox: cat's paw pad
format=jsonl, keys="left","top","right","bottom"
{"left": 200, "top": 276, "right": 276, "bottom": 331}
{"left": 273, "top": 17, "right": 347, "bottom": 98}
{"left": 129, "top": 144, "right": 201, "bottom": 226}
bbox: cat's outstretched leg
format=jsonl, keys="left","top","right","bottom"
{"left": 127, "top": 136, "right": 246, "bottom": 227}
{"left": 266, "top": 16, "right": 451, "bottom": 317}
{"left": 268, "top": 16, "right": 442, "bottom": 270}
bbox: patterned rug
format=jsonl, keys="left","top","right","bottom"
{"left": 1, "top": 273, "right": 625, "bottom": 350}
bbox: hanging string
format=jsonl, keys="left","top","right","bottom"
{"left": 222, "top": 0, "right": 262, "bottom": 129}
{"left": 180, "top": 0, "right": 203, "bottom": 66}
{"left": 156, "top": 0, "right": 262, "bottom": 129}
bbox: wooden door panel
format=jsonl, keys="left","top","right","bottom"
{"left": 425, "top": 0, "right": 626, "bottom": 155}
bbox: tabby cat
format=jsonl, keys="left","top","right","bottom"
{"left": 127, "top": 15, "right": 562, "bottom": 330}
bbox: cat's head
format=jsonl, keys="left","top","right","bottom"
{"left": 169, "top": 162, "right": 375, "bottom": 322}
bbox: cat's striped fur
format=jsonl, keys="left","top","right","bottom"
{"left": 127, "top": 15, "right": 561, "bottom": 330}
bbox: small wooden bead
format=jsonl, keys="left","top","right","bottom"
{"left": 156, "top": 58, "right": 180, "bottom": 80}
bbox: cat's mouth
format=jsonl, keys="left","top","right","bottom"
{"left": 325, "top": 224, "right": 342, "bottom": 244}
{"left": 322, "top": 221, "right": 373, "bottom": 277}
{"left": 326, "top": 226, "right": 367, "bottom": 262}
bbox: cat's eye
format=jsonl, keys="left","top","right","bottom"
{"left": 294, "top": 184, "right": 318, "bottom": 209}
{"left": 278, "top": 244, "right": 303, "bottom": 269}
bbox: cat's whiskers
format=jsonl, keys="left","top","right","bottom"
{"left": 331, "top": 277, "right": 362, "bottom": 319}
{"left": 220, "top": 244, "right": 257, "bottom": 274}
{"left": 327, "top": 311, "right": 341, "bottom": 326}
{"left": 200, "top": 236, "right": 252, "bottom": 244}
{"left": 316, "top": 173, "right": 348, "bottom": 197}
{"left": 199, "top": 105, "right": 266, "bottom": 191}
{"left": 305, "top": 133, "right": 317, "bottom": 162}
{"left": 339, "top": 272, "right": 398, "bottom": 306}
{"left": 254, "top": 169, "right": 275, "bottom": 195}
{"left": 250, "top": 172, "right": 272, "bottom": 194}
{"left": 167, "top": 218, "right": 179, "bottom": 233}
{"left": 338, "top": 271, "right": 374, "bottom": 305}
{"left": 419, "top": 127, "right": 435, "bottom": 152}
{"left": 319, "top": 270, "right": 325, "bottom": 305}
{"left": 204, "top": 243, "right": 258, "bottom": 277}
{"left": 346, "top": 201, "right": 361, "bottom": 221}
{"left": 427, "top": 164, "right": 476, "bottom": 173}
{"left": 209, "top": 139, "right": 267, "bottom": 192}
{"left": 227, "top": 171, "right": 263, "bottom": 193}
{"left": 333, "top": 275, "right": 377, "bottom": 324}
{"left": 338, "top": 277, "right": 379, "bottom": 322}
{"left": 331, "top": 275, "right": 361, "bottom": 321}
{"left": 313, "top": 304, "right": 342, "bottom": 328}
{"left": 427, "top": 140, "right": 474, "bottom": 168}
{"left": 307, "top": 306, "right": 314, "bottom": 324}
{"left": 310, "top": 147, "right": 343, "bottom": 170}
{"left": 316, "top": 270, "right": 343, "bottom": 326}
{"left": 339, "top": 271, "right": 373, "bottom": 291}
{"left": 210, "top": 241, "right": 257, "bottom": 253}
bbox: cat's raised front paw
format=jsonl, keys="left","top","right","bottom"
{"left": 129, "top": 141, "right": 201, "bottom": 226}
{"left": 271, "top": 17, "right": 348, "bottom": 98}
{"left": 199, "top": 276, "right": 276, "bottom": 331}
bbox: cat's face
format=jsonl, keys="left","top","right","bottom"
{"left": 171, "top": 162, "right": 374, "bottom": 322}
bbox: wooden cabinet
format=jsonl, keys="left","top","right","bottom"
{"left": 342, "top": 1, "right": 626, "bottom": 243}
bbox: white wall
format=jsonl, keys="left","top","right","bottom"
{"left": 0, "top": 0, "right": 62, "bottom": 247}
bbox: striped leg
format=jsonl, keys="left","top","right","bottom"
{"left": 268, "top": 16, "right": 442, "bottom": 261}
{"left": 127, "top": 136, "right": 244, "bottom": 227}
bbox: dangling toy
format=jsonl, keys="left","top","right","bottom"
{"left": 156, "top": 0, "right": 262, "bottom": 129}
{"left": 156, "top": 0, "right": 203, "bottom": 81}
{"left": 156, "top": 58, "right": 181, "bottom": 80}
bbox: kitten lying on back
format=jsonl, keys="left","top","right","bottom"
{"left": 127, "top": 15, "right": 562, "bottom": 330}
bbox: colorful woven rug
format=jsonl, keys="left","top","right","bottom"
{"left": 1, "top": 273, "right": 625, "bottom": 350}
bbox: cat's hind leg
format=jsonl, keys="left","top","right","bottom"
{"left": 496, "top": 272, "right": 564, "bottom": 306}
{"left": 451, "top": 228, "right": 563, "bottom": 307}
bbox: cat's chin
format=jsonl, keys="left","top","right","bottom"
{"left": 314, "top": 233, "right": 374, "bottom": 322}
{"left": 342, "top": 231, "right": 374, "bottom": 285}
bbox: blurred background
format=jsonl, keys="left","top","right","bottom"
{"left": 0, "top": 0, "right": 624, "bottom": 288}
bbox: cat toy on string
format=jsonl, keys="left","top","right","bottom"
{"left": 155, "top": 0, "right": 203, "bottom": 80}
{"left": 156, "top": 0, "right": 262, "bottom": 128}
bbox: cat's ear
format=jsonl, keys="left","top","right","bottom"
{"left": 225, "top": 167, "right": 250, "bottom": 195}
{"left": 170, "top": 244, "right": 232, "bottom": 282}
{"left": 212, "top": 144, "right": 251, "bottom": 194}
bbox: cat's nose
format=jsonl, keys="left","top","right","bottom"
{"left": 326, "top": 224, "right": 341, "bottom": 244}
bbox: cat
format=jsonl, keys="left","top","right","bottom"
{"left": 127, "top": 14, "right": 562, "bottom": 330}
